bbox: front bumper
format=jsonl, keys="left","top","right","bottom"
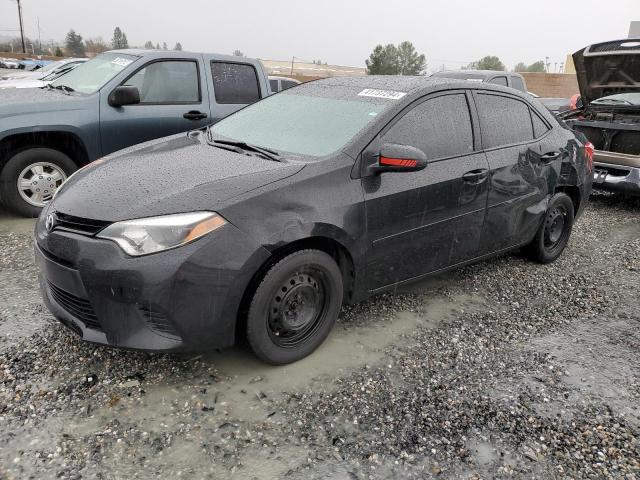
{"left": 35, "top": 219, "right": 271, "bottom": 352}
{"left": 592, "top": 158, "right": 640, "bottom": 196}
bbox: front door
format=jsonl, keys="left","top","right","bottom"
{"left": 99, "top": 57, "right": 211, "bottom": 155}
{"left": 362, "top": 91, "right": 490, "bottom": 290}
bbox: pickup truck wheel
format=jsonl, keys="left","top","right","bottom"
{"left": 245, "top": 249, "right": 343, "bottom": 365}
{"left": 523, "top": 193, "right": 574, "bottom": 264}
{"left": 0, "top": 148, "right": 77, "bottom": 217}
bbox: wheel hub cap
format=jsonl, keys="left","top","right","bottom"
{"left": 17, "top": 162, "right": 67, "bottom": 208}
{"left": 544, "top": 207, "right": 565, "bottom": 246}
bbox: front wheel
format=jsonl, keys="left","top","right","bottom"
{"left": 245, "top": 249, "right": 343, "bottom": 365}
{"left": 523, "top": 193, "right": 575, "bottom": 264}
{"left": 0, "top": 148, "right": 77, "bottom": 217}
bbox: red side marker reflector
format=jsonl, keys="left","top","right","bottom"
{"left": 380, "top": 156, "right": 417, "bottom": 168}
{"left": 584, "top": 142, "right": 594, "bottom": 172}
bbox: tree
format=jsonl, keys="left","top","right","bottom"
{"left": 366, "top": 42, "right": 426, "bottom": 75}
{"left": 144, "top": 41, "right": 155, "bottom": 49}
{"left": 233, "top": 49, "right": 244, "bottom": 57}
{"left": 84, "top": 38, "right": 109, "bottom": 55}
{"left": 174, "top": 42, "right": 183, "bottom": 51}
{"left": 65, "top": 29, "right": 85, "bottom": 57}
{"left": 111, "top": 27, "right": 129, "bottom": 49}
{"left": 366, "top": 44, "right": 399, "bottom": 75}
{"left": 527, "top": 60, "right": 546, "bottom": 73}
{"left": 54, "top": 46, "right": 64, "bottom": 57}
{"left": 475, "top": 55, "right": 505, "bottom": 71}
{"left": 513, "top": 62, "right": 528, "bottom": 72}
{"left": 162, "top": 42, "right": 168, "bottom": 50}
{"left": 396, "top": 41, "right": 426, "bottom": 75}
{"left": 156, "top": 43, "right": 160, "bottom": 50}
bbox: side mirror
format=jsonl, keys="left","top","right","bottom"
{"left": 367, "top": 143, "right": 427, "bottom": 175}
{"left": 108, "top": 85, "right": 140, "bottom": 107}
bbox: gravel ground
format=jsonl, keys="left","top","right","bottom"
{"left": 0, "top": 192, "right": 638, "bottom": 479}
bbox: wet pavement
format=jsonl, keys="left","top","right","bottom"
{"left": 0, "top": 194, "right": 638, "bottom": 479}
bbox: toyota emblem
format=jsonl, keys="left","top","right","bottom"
{"left": 45, "top": 214, "right": 55, "bottom": 232}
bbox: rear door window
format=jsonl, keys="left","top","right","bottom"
{"left": 531, "top": 109, "right": 550, "bottom": 138}
{"left": 490, "top": 76, "right": 508, "bottom": 87}
{"left": 269, "top": 79, "right": 279, "bottom": 92}
{"left": 475, "top": 93, "right": 534, "bottom": 148}
{"left": 124, "top": 60, "right": 200, "bottom": 104}
{"left": 211, "top": 62, "right": 261, "bottom": 104}
{"left": 382, "top": 93, "right": 474, "bottom": 160}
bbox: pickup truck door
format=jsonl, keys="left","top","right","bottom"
{"left": 202, "top": 56, "right": 268, "bottom": 125}
{"left": 99, "top": 55, "right": 211, "bottom": 155}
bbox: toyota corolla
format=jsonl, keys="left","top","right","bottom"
{"left": 35, "top": 77, "right": 592, "bottom": 364}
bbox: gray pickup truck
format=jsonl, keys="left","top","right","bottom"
{"left": 0, "top": 49, "right": 271, "bottom": 216}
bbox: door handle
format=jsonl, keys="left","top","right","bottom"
{"left": 540, "top": 151, "right": 560, "bottom": 162}
{"left": 462, "top": 168, "right": 489, "bottom": 182}
{"left": 183, "top": 110, "right": 208, "bottom": 121}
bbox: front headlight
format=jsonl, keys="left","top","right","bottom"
{"left": 97, "top": 212, "right": 227, "bottom": 256}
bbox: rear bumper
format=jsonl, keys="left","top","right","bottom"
{"left": 592, "top": 159, "right": 640, "bottom": 196}
{"left": 35, "top": 222, "right": 271, "bottom": 352}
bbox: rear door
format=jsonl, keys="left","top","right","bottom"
{"left": 473, "top": 92, "right": 550, "bottom": 253}
{"left": 100, "top": 55, "right": 210, "bottom": 155}
{"left": 362, "top": 91, "right": 490, "bottom": 290}
{"left": 204, "top": 59, "right": 266, "bottom": 124}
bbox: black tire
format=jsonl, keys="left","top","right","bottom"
{"left": 245, "top": 249, "right": 343, "bottom": 365}
{"left": 523, "top": 193, "right": 575, "bottom": 264}
{"left": 0, "top": 147, "right": 77, "bottom": 218}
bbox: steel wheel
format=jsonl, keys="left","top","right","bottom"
{"left": 543, "top": 205, "right": 569, "bottom": 251}
{"left": 268, "top": 269, "right": 328, "bottom": 348}
{"left": 17, "top": 162, "right": 67, "bottom": 207}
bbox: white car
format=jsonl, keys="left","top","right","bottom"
{"left": 0, "top": 58, "right": 86, "bottom": 83}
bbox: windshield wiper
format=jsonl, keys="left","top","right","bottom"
{"left": 209, "top": 138, "right": 282, "bottom": 162}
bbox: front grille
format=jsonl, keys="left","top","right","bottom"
{"left": 48, "top": 281, "right": 102, "bottom": 331}
{"left": 52, "top": 212, "right": 111, "bottom": 236}
{"left": 139, "top": 306, "right": 180, "bottom": 339}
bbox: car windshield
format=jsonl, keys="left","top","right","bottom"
{"left": 591, "top": 92, "right": 640, "bottom": 106}
{"left": 50, "top": 53, "right": 138, "bottom": 94}
{"left": 211, "top": 84, "right": 398, "bottom": 157}
{"left": 40, "top": 60, "right": 66, "bottom": 73}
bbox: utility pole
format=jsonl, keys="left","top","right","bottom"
{"left": 37, "top": 16, "right": 41, "bottom": 53}
{"left": 16, "top": 0, "right": 27, "bottom": 53}
{"left": 290, "top": 56, "right": 295, "bottom": 76}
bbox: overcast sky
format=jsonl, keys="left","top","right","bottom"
{"left": 0, "top": 0, "right": 637, "bottom": 71}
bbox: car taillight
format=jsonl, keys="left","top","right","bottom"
{"left": 584, "top": 142, "right": 594, "bottom": 172}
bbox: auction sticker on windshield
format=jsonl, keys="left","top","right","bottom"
{"left": 111, "top": 57, "right": 133, "bottom": 67}
{"left": 358, "top": 89, "right": 406, "bottom": 100}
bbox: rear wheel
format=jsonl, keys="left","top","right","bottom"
{"left": 523, "top": 193, "right": 574, "bottom": 263}
{"left": 0, "top": 148, "right": 77, "bottom": 217}
{"left": 245, "top": 249, "right": 343, "bottom": 365}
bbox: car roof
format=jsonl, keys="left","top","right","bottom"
{"left": 106, "top": 49, "right": 256, "bottom": 63}
{"left": 432, "top": 69, "right": 521, "bottom": 78}
{"left": 311, "top": 75, "right": 524, "bottom": 97}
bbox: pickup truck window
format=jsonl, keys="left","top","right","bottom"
{"left": 511, "top": 76, "right": 525, "bottom": 92}
{"left": 269, "top": 79, "right": 279, "bottom": 92}
{"left": 211, "top": 62, "right": 261, "bottom": 104}
{"left": 123, "top": 60, "right": 201, "bottom": 104}
{"left": 490, "top": 76, "right": 508, "bottom": 87}
{"left": 531, "top": 109, "right": 550, "bottom": 138}
{"left": 50, "top": 52, "right": 137, "bottom": 94}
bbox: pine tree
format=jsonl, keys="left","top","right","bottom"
{"left": 174, "top": 42, "right": 183, "bottom": 51}
{"left": 65, "top": 29, "right": 85, "bottom": 57}
{"left": 111, "top": 27, "right": 129, "bottom": 49}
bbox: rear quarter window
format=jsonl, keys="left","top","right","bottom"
{"left": 211, "top": 62, "right": 261, "bottom": 104}
{"left": 476, "top": 93, "right": 534, "bottom": 148}
{"left": 510, "top": 76, "right": 526, "bottom": 92}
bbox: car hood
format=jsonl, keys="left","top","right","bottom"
{"left": 573, "top": 38, "right": 640, "bottom": 104}
{"left": 51, "top": 133, "right": 305, "bottom": 222}
{"left": 0, "top": 87, "right": 87, "bottom": 117}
